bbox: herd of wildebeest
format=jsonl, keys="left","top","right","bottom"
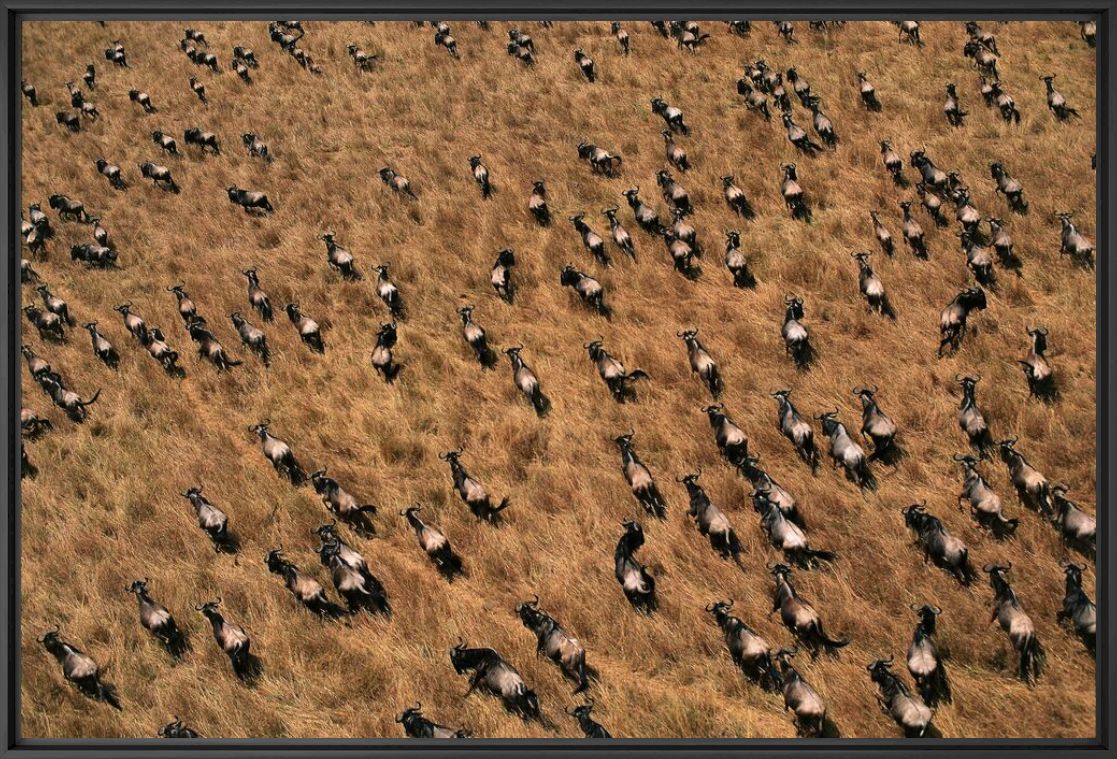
{"left": 20, "top": 19, "right": 1097, "bottom": 740}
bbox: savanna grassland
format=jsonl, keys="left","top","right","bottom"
{"left": 19, "top": 19, "right": 1097, "bottom": 740}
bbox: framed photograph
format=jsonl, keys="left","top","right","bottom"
{"left": 3, "top": 3, "right": 1112, "bottom": 758}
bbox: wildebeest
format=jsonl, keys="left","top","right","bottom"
{"left": 395, "top": 703, "right": 470, "bottom": 738}
{"left": 983, "top": 563, "right": 1045, "bottom": 685}
{"left": 771, "top": 389, "right": 819, "bottom": 472}
{"left": 516, "top": 596, "right": 589, "bottom": 693}
{"left": 249, "top": 419, "right": 307, "bottom": 485}
{"left": 1057, "top": 560, "right": 1095, "bottom": 652}
{"left": 902, "top": 503, "right": 978, "bottom": 585}
{"left": 614, "top": 520, "right": 656, "bottom": 613}
{"left": 1020, "top": 327, "right": 1056, "bottom": 402}
{"left": 195, "top": 598, "right": 259, "bottom": 681}
{"left": 39, "top": 627, "right": 121, "bottom": 709}
{"left": 867, "top": 657, "right": 935, "bottom": 738}
{"left": 449, "top": 641, "right": 540, "bottom": 720}
{"left": 265, "top": 548, "right": 347, "bottom": 618}
{"left": 227, "top": 185, "right": 274, "bottom": 213}
{"left": 1050, "top": 485, "right": 1096, "bottom": 559}
{"left": 139, "top": 162, "right": 180, "bottom": 193}
{"left": 774, "top": 647, "right": 829, "bottom": 737}
{"left": 678, "top": 470, "right": 746, "bottom": 568}
{"left": 753, "top": 488, "right": 835, "bottom": 569}
{"left": 997, "top": 437, "right": 1052, "bottom": 517}
{"left": 907, "top": 604, "right": 952, "bottom": 707}
{"left": 126, "top": 578, "right": 189, "bottom": 657}
{"left": 769, "top": 563, "right": 849, "bottom": 658}
{"left": 816, "top": 410, "right": 876, "bottom": 490}
{"left": 438, "top": 447, "right": 509, "bottom": 524}
{"left": 937, "top": 287, "right": 986, "bottom": 356}
{"left": 400, "top": 505, "right": 464, "bottom": 579}
{"left": 706, "top": 600, "right": 780, "bottom": 691}
{"left": 955, "top": 454, "right": 1018, "bottom": 539}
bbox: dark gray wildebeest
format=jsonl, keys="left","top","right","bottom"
{"left": 284, "top": 303, "right": 324, "bottom": 353}
{"left": 48, "top": 193, "right": 90, "bottom": 222}
{"left": 569, "top": 213, "right": 610, "bottom": 267}
{"left": 899, "top": 201, "right": 927, "bottom": 258}
{"left": 229, "top": 311, "right": 269, "bottom": 366}
{"left": 468, "top": 154, "right": 492, "bottom": 198}
{"left": 997, "top": 437, "right": 1052, "bottom": 517}
{"left": 249, "top": 420, "right": 307, "bottom": 485}
{"left": 1057, "top": 212, "right": 1094, "bottom": 269}
{"left": 852, "top": 252, "right": 895, "bottom": 318}
{"left": 126, "top": 579, "right": 189, "bottom": 658}
{"left": 703, "top": 403, "right": 748, "bottom": 470}
{"left": 816, "top": 409, "right": 876, "bottom": 491}
{"left": 1020, "top": 327, "right": 1056, "bottom": 402}
{"left": 138, "top": 162, "right": 180, "bottom": 192}
{"left": 724, "top": 231, "right": 756, "bottom": 288}
{"left": 651, "top": 97, "right": 689, "bottom": 134}
{"left": 662, "top": 130, "right": 688, "bottom": 171}
{"left": 954, "top": 454, "right": 1018, "bottom": 539}
{"left": 1050, "top": 485, "right": 1096, "bottom": 559}
{"left": 227, "top": 185, "right": 273, "bottom": 213}
{"left": 622, "top": 187, "right": 664, "bottom": 235}
{"left": 614, "top": 430, "right": 667, "bottom": 518}
{"left": 753, "top": 488, "right": 836, "bottom": 569}
{"left": 438, "top": 447, "right": 509, "bottom": 525}
{"left": 585, "top": 340, "right": 648, "bottom": 401}
{"left": 677, "top": 470, "right": 746, "bottom": 569}
{"left": 23, "top": 304, "right": 65, "bottom": 342}
{"left": 39, "top": 627, "right": 121, "bottom": 709}
{"left": 603, "top": 207, "right": 636, "bottom": 259}
{"left": 159, "top": 717, "right": 201, "bottom": 738}
{"left": 309, "top": 469, "right": 377, "bottom": 536}
{"left": 516, "top": 596, "right": 590, "bottom": 693}
{"left": 656, "top": 169, "right": 691, "bottom": 217}
{"left": 774, "top": 647, "right": 831, "bottom": 737}
{"left": 987, "top": 217, "right": 1022, "bottom": 273}
{"left": 769, "top": 563, "right": 849, "bottom": 658}
{"left": 853, "top": 386, "right": 901, "bottom": 463}
{"left": 41, "top": 377, "right": 100, "bottom": 423}
{"left": 958, "top": 232, "right": 992, "bottom": 285}
{"left": 917, "top": 182, "right": 948, "bottom": 227}
{"left": 944, "top": 83, "right": 967, "bottom": 126}
{"left": 568, "top": 700, "right": 611, "bottom": 738}
{"left": 771, "top": 389, "right": 819, "bottom": 472}
{"left": 529, "top": 181, "right": 550, "bottom": 225}
{"left": 20, "top": 408, "right": 52, "bottom": 440}
{"left": 857, "top": 71, "right": 881, "bottom": 110}
{"left": 242, "top": 132, "right": 271, "bottom": 162}
{"left": 184, "top": 127, "right": 219, "bottom": 153}
{"left": 264, "top": 548, "right": 347, "bottom": 618}
{"left": 491, "top": 248, "right": 516, "bottom": 303}
{"left": 1041, "top": 74, "right": 1080, "bottom": 121}
{"left": 373, "top": 264, "right": 405, "bottom": 319}
{"left": 128, "top": 89, "right": 154, "bottom": 111}
{"left": 400, "top": 505, "right": 463, "bottom": 580}
{"left": 781, "top": 163, "right": 811, "bottom": 221}
{"left": 314, "top": 522, "right": 391, "bottom": 616}
{"left": 907, "top": 604, "right": 952, "bottom": 707}
{"left": 870, "top": 210, "right": 894, "bottom": 256}
{"left": 577, "top": 142, "right": 622, "bottom": 176}
{"left": 1057, "top": 560, "right": 1095, "bottom": 653}
{"left": 937, "top": 287, "right": 986, "bottom": 357}
{"left": 317, "top": 232, "right": 361, "bottom": 280}
{"left": 186, "top": 316, "right": 243, "bottom": 372}
{"left": 378, "top": 167, "right": 417, "bottom": 198}
{"left": 615, "top": 520, "right": 656, "bottom": 613}
{"left": 983, "top": 563, "right": 1045, "bottom": 685}
{"left": 867, "top": 657, "right": 936, "bottom": 738}
{"left": 903, "top": 503, "right": 978, "bottom": 585}
{"left": 956, "top": 375, "right": 995, "bottom": 456}
{"left": 679, "top": 329, "right": 722, "bottom": 398}
{"left": 140, "top": 326, "right": 181, "bottom": 375}
{"left": 706, "top": 599, "right": 780, "bottom": 691}
{"left": 242, "top": 269, "right": 273, "bottom": 321}
{"left": 504, "top": 345, "right": 549, "bottom": 416}
{"left": 805, "top": 97, "right": 837, "bottom": 149}
{"left": 722, "top": 176, "right": 756, "bottom": 219}
{"left": 370, "top": 322, "right": 401, "bottom": 382}
{"left": 195, "top": 598, "right": 260, "bottom": 681}
{"left": 449, "top": 641, "right": 541, "bottom": 721}
{"left": 181, "top": 485, "right": 238, "bottom": 553}
{"left": 909, "top": 148, "right": 948, "bottom": 193}
{"left": 989, "top": 162, "right": 1028, "bottom": 214}
{"left": 560, "top": 265, "right": 609, "bottom": 316}
{"left": 458, "top": 306, "right": 496, "bottom": 368}
{"left": 396, "top": 703, "right": 470, "bottom": 738}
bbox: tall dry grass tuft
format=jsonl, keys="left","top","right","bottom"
{"left": 19, "top": 20, "right": 1095, "bottom": 739}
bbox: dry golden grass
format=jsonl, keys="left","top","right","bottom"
{"left": 19, "top": 19, "right": 1096, "bottom": 740}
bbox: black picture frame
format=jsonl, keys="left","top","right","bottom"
{"left": 2, "top": 3, "right": 1112, "bottom": 757}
